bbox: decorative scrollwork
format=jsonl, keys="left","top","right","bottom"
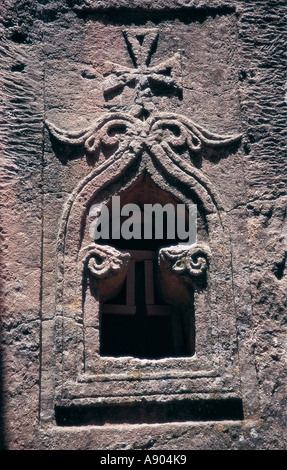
{"left": 158, "top": 243, "right": 211, "bottom": 278}
{"left": 149, "top": 113, "right": 241, "bottom": 152}
{"left": 45, "top": 113, "right": 138, "bottom": 156}
{"left": 80, "top": 244, "right": 130, "bottom": 280}
{"left": 46, "top": 28, "right": 242, "bottom": 172}
{"left": 46, "top": 111, "right": 241, "bottom": 162}
{"left": 149, "top": 117, "right": 202, "bottom": 152}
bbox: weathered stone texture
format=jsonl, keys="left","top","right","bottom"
{"left": 0, "top": 0, "right": 286, "bottom": 450}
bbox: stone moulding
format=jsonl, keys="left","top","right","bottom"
{"left": 39, "top": 22, "right": 261, "bottom": 428}
{"left": 48, "top": 136, "right": 243, "bottom": 419}
{"left": 44, "top": 86, "right": 245, "bottom": 424}
{"left": 45, "top": 111, "right": 242, "bottom": 159}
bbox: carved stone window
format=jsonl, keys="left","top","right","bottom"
{"left": 82, "top": 175, "right": 210, "bottom": 361}
{"left": 100, "top": 249, "right": 177, "bottom": 359}
{"left": 40, "top": 24, "right": 259, "bottom": 427}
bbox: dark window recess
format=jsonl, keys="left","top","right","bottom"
{"left": 100, "top": 251, "right": 187, "bottom": 359}
{"left": 97, "top": 177, "right": 195, "bottom": 359}
{"left": 55, "top": 398, "right": 244, "bottom": 426}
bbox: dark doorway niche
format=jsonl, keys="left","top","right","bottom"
{"left": 55, "top": 398, "right": 244, "bottom": 426}
{"left": 93, "top": 174, "right": 197, "bottom": 359}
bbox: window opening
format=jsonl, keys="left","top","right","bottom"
{"left": 96, "top": 177, "right": 196, "bottom": 359}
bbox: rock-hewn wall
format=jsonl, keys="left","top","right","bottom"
{"left": 0, "top": 0, "right": 286, "bottom": 450}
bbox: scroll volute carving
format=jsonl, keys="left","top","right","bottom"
{"left": 157, "top": 243, "right": 212, "bottom": 306}
{"left": 80, "top": 243, "right": 130, "bottom": 303}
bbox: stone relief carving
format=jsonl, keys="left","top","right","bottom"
{"left": 103, "top": 28, "right": 183, "bottom": 109}
{"left": 46, "top": 110, "right": 241, "bottom": 160}
{"left": 45, "top": 27, "right": 241, "bottom": 165}
{"left": 159, "top": 243, "right": 211, "bottom": 278}
{"left": 45, "top": 27, "right": 244, "bottom": 414}
{"left": 48, "top": 27, "right": 243, "bottom": 355}
{"left": 80, "top": 243, "right": 130, "bottom": 280}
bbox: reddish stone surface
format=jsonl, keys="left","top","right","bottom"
{"left": 0, "top": 0, "right": 286, "bottom": 450}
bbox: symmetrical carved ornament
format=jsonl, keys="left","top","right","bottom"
{"left": 47, "top": 27, "right": 244, "bottom": 369}
{"left": 45, "top": 28, "right": 242, "bottom": 169}
{"left": 46, "top": 111, "right": 241, "bottom": 161}
{"left": 102, "top": 28, "right": 183, "bottom": 106}
{"left": 79, "top": 242, "right": 211, "bottom": 297}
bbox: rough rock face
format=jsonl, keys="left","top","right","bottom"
{"left": 0, "top": 0, "right": 286, "bottom": 450}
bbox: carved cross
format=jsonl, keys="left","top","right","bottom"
{"left": 102, "top": 28, "right": 182, "bottom": 115}
{"left": 45, "top": 29, "right": 242, "bottom": 161}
